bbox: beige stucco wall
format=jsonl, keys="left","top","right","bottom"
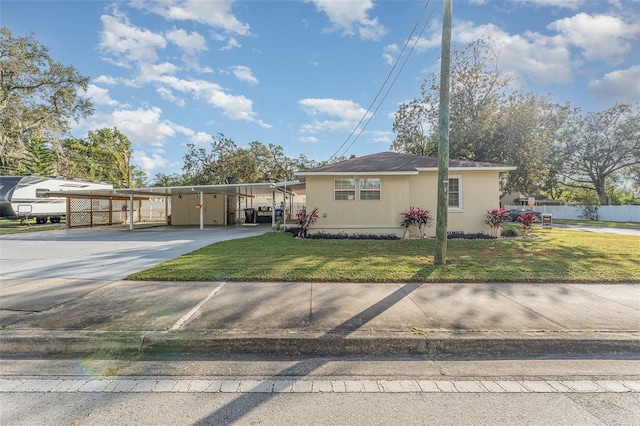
{"left": 305, "top": 170, "right": 502, "bottom": 237}
{"left": 305, "top": 174, "right": 411, "bottom": 236}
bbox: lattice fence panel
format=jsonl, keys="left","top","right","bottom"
{"left": 91, "top": 199, "right": 111, "bottom": 225}
{"left": 68, "top": 198, "right": 142, "bottom": 228}
{"left": 68, "top": 198, "right": 92, "bottom": 228}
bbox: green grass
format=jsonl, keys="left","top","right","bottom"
{"left": 0, "top": 219, "right": 64, "bottom": 235}
{"left": 127, "top": 228, "right": 640, "bottom": 283}
{"left": 551, "top": 219, "right": 640, "bottom": 229}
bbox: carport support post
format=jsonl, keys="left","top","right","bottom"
{"left": 164, "top": 194, "right": 169, "bottom": 225}
{"left": 224, "top": 193, "right": 228, "bottom": 225}
{"left": 199, "top": 191, "right": 204, "bottom": 230}
{"left": 272, "top": 189, "right": 276, "bottom": 228}
{"left": 282, "top": 184, "right": 286, "bottom": 232}
{"left": 129, "top": 193, "right": 134, "bottom": 231}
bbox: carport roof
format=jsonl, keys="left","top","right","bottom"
{"left": 47, "top": 181, "right": 303, "bottom": 199}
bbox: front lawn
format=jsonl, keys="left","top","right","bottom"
{"left": 127, "top": 228, "right": 640, "bottom": 283}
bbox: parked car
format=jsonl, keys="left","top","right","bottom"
{"left": 508, "top": 209, "right": 542, "bottom": 222}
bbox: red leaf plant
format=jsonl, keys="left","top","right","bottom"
{"left": 485, "top": 208, "right": 509, "bottom": 237}
{"left": 295, "top": 207, "right": 319, "bottom": 238}
{"left": 518, "top": 212, "right": 538, "bottom": 238}
{"left": 400, "top": 206, "right": 433, "bottom": 239}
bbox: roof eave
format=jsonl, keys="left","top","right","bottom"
{"left": 416, "top": 166, "right": 517, "bottom": 172}
{"left": 294, "top": 171, "right": 419, "bottom": 176}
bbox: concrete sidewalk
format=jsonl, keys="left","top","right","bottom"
{"left": 1, "top": 278, "right": 638, "bottom": 358}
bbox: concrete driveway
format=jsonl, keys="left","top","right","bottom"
{"left": 0, "top": 225, "right": 271, "bottom": 280}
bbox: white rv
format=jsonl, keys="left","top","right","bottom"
{"left": 0, "top": 175, "right": 113, "bottom": 224}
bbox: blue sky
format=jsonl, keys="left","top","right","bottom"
{"left": 3, "top": 0, "right": 639, "bottom": 179}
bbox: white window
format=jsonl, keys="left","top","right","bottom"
{"left": 334, "top": 178, "right": 356, "bottom": 200}
{"left": 359, "top": 178, "right": 381, "bottom": 200}
{"left": 448, "top": 177, "right": 462, "bottom": 210}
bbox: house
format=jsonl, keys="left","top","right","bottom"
{"left": 295, "top": 151, "right": 515, "bottom": 238}
{"left": 500, "top": 191, "right": 567, "bottom": 208}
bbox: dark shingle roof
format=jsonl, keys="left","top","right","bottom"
{"left": 296, "top": 152, "right": 513, "bottom": 174}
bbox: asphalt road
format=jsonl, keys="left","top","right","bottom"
{"left": 2, "top": 357, "right": 639, "bottom": 426}
{"left": 3, "top": 391, "right": 639, "bottom": 425}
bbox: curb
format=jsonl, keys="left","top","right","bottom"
{"left": 2, "top": 330, "right": 639, "bottom": 358}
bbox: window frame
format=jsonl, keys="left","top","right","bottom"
{"left": 448, "top": 176, "right": 463, "bottom": 211}
{"left": 358, "top": 177, "right": 381, "bottom": 201}
{"left": 334, "top": 178, "right": 356, "bottom": 201}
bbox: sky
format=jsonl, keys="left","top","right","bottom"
{"left": 3, "top": 0, "right": 640, "bottom": 180}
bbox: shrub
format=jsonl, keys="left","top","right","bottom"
{"left": 305, "top": 232, "right": 400, "bottom": 240}
{"left": 517, "top": 212, "right": 538, "bottom": 238}
{"left": 580, "top": 205, "right": 599, "bottom": 221}
{"left": 485, "top": 208, "right": 508, "bottom": 237}
{"left": 447, "top": 231, "right": 496, "bottom": 240}
{"left": 295, "top": 207, "right": 319, "bottom": 238}
{"left": 400, "top": 206, "right": 433, "bottom": 238}
{"left": 287, "top": 230, "right": 400, "bottom": 240}
{"left": 501, "top": 227, "right": 519, "bottom": 238}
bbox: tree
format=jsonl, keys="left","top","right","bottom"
{"left": 391, "top": 38, "right": 573, "bottom": 195}
{"left": 181, "top": 133, "right": 324, "bottom": 186}
{"left": 391, "top": 101, "right": 435, "bottom": 155}
{"left": 150, "top": 172, "right": 191, "bottom": 187}
{"left": 20, "top": 138, "right": 55, "bottom": 175}
{"left": 0, "top": 27, "right": 93, "bottom": 172}
{"left": 560, "top": 103, "right": 640, "bottom": 205}
{"left": 182, "top": 133, "right": 238, "bottom": 185}
{"left": 61, "top": 128, "right": 135, "bottom": 188}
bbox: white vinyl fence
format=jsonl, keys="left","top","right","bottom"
{"left": 505, "top": 205, "right": 639, "bottom": 222}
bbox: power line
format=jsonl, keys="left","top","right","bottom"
{"left": 328, "top": 0, "right": 435, "bottom": 161}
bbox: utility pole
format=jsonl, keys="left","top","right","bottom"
{"left": 434, "top": 0, "right": 452, "bottom": 265}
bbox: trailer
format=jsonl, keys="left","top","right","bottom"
{"left": 0, "top": 175, "right": 113, "bottom": 224}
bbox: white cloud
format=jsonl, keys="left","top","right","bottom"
{"left": 299, "top": 136, "right": 319, "bottom": 143}
{"left": 299, "top": 98, "right": 370, "bottom": 133}
{"left": 134, "top": 151, "right": 167, "bottom": 172}
{"left": 86, "top": 84, "right": 120, "bottom": 107}
{"left": 99, "top": 13, "right": 166, "bottom": 64}
{"left": 165, "top": 28, "right": 207, "bottom": 55}
{"left": 548, "top": 13, "right": 640, "bottom": 62}
{"left": 307, "top": 0, "right": 387, "bottom": 41}
{"left": 131, "top": 0, "right": 250, "bottom": 35}
{"left": 589, "top": 65, "right": 640, "bottom": 103}
{"left": 150, "top": 75, "right": 270, "bottom": 127}
{"left": 220, "top": 36, "right": 242, "bottom": 51}
{"left": 80, "top": 106, "right": 192, "bottom": 148}
{"left": 518, "top": 0, "right": 585, "bottom": 9}
{"left": 301, "top": 119, "right": 357, "bottom": 133}
{"left": 299, "top": 98, "right": 370, "bottom": 121}
{"left": 93, "top": 75, "right": 117, "bottom": 85}
{"left": 455, "top": 21, "right": 573, "bottom": 84}
{"left": 191, "top": 131, "right": 213, "bottom": 146}
{"left": 369, "top": 130, "right": 393, "bottom": 144}
{"left": 382, "top": 44, "right": 399, "bottom": 66}
{"left": 231, "top": 66, "right": 259, "bottom": 85}
{"left": 409, "top": 34, "right": 442, "bottom": 53}
{"left": 138, "top": 61, "right": 180, "bottom": 79}
{"left": 156, "top": 86, "right": 186, "bottom": 107}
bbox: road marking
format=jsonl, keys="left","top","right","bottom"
{"left": 170, "top": 281, "right": 227, "bottom": 330}
{"left": 1, "top": 378, "right": 638, "bottom": 394}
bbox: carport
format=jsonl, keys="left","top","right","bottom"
{"left": 48, "top": 181, "right": 303, "bottom": 231}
